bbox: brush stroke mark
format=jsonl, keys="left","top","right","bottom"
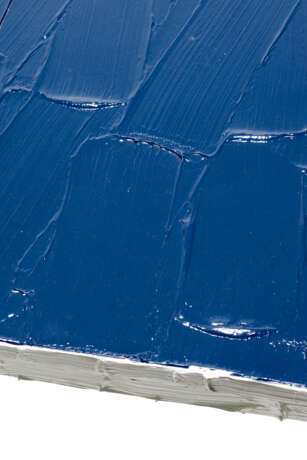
{"left": 40, "top": 0, "right": 153, "bottom": 102}
{"left": 39, "top": 93, "right": 126, "bottom": 111}
{"left": 0, "top": 0, "right": 13, "bottom": 28}
{"left": 143, "top": 0, "right": 202, "bottom": 77}
{"left": 0, "top": 1, "right": 306, "bottom": 390}
{"left": 119, "top": 0, "right": 299, "bottom": 154}
{"left": 227, "top": 128, "right": 307, "bottom": 144}
{"left": 0, "top": 0, "right": 73, "bottom": 89}
{"left": 13, "top": 166, "right": 71, "bottom": 279}
{"left": 260, "top": 0, "right": 300, "bottom": 65}
{"left": 230, "top": 0, "right": 306, "bottom": 136}
{"left": 175, "top": 317, "right": 277, "bottom": 340}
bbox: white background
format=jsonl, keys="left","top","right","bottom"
{"left": 0, "top": 374, "right": 305, "bottom": 459}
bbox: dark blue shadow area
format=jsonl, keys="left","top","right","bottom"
{"left": 0, "top": 0, "right": 306, "bottom": 385}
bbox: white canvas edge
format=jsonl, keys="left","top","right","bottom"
{"left": 0, "top": 341, "right": 306, "bottom": 421}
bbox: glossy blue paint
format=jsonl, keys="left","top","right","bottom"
{"left": 0, "top": 0, "right": 306, "bottom": 385}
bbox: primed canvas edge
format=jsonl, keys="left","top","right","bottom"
{"left": 0, "top": 341, "right": 306, "bottom": 421}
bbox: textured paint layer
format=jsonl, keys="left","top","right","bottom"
{"left": 0, "top": 0, "right": 306, "bottom": 386}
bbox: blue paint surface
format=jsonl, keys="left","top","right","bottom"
{"left": 0, "top": 0, "right": 306, "bottom": 385}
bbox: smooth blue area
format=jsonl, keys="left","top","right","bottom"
{"left": 0, "top": 0, "right": 306, "bottom": 386}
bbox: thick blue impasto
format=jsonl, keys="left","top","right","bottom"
{"left": 0, "top": 0, "right": 306, "bottom": 385}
